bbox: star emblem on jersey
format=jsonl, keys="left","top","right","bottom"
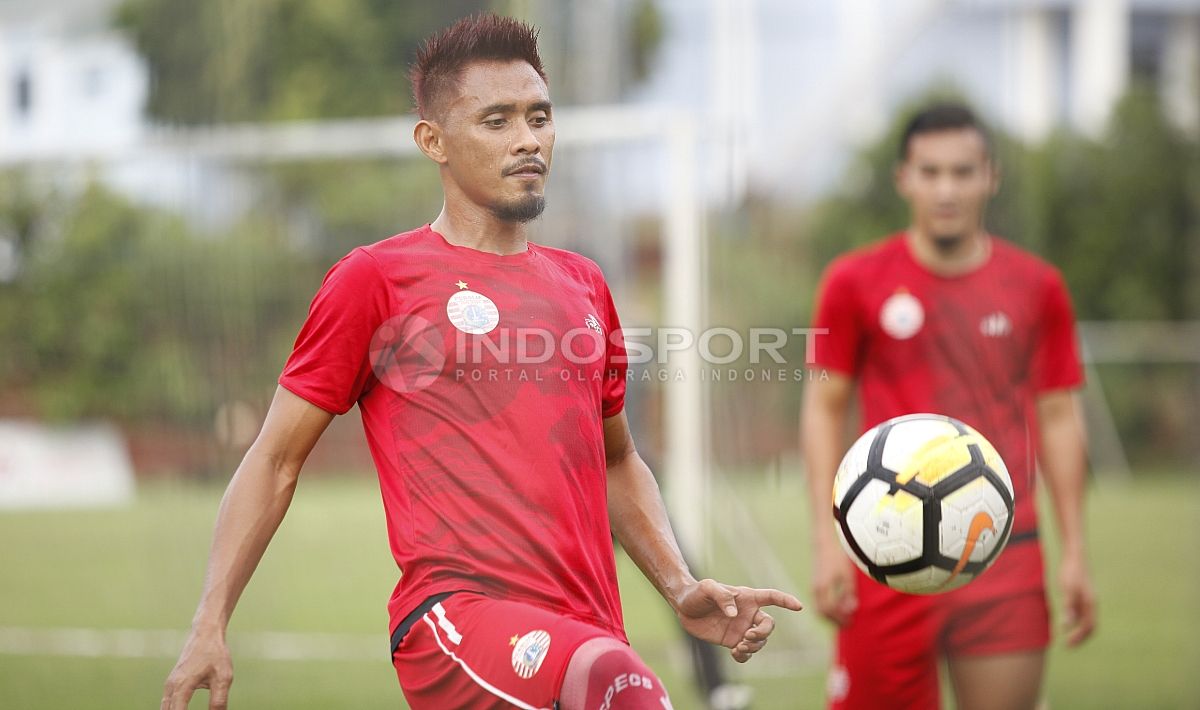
{"left": 510, "top": 630, "right": 551, "bottom": 679}
{"left": 446, "top": 288, "right": 500, "bottom": 335}
{"left": 880, "top": 289, "right": 924, "bottom": 340}
{"left": 584, "top": 313, "right": 603, "bottom": 335}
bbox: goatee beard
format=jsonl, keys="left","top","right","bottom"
{"left": 490, "top": 195, "right": 546, "bottom": 224}
{"left": 931, "top": 233, "right": 966, "bottom": 255}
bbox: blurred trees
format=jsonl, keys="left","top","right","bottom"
{"left": 116, "top": 0, "right": 488, "bottom": 124}
{"left": 0, "top": 178, "right": 318, "bottom": 424}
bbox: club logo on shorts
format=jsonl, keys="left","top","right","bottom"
{"left": 510, "top": 630, "right": 551, "bottom": 679}
{"left": 584, "top": 313, "right": 603, "bottom": 335}
{"left": 880, "top": 289, "right": 924, "bottom": 340}
{"left": 447, "top": 287, "right": 500, "bottom": 335}
{"left": 827, "top": 664, "right": 850, "bottom": 702}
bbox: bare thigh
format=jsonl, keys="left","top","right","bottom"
{"left": 947, "top": 651, "right": 1045, "bottom": 710}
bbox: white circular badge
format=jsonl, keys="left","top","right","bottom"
{"left": 511, "top": 630, "right": 551, "bottom": 679}
{"left": 446, "top": 290, "right": 500, "bottom": 335}
{"left": 880, "top": 291, "right": 924, "bottom": 340}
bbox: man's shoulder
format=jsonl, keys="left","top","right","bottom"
{"left": 989, "top": 237, "right": 1063, "bottom": 283}
{"left": 358, "top": 225, "right": 432, "bottom": 262}
{"left": 824, "top": 233, "right": 906, "bottom": 281}
{"left": 533, "top": 242, "right": 608, "bottom": 283}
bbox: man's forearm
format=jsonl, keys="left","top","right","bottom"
{"left": 1037, "top": 392, "right": 1089, "bottom": 555}
{"left": 189, "top": 448, "right": 301, "bottom": 632}
{"left": 801, "top": 381, "right": 851, "bottom": 549}
{"left": 606, "top": 452, "right": 695, "bottom": 609}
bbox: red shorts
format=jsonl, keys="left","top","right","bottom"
{"left": 829, "top": 542, "right": 1050, "bottom": 710}
{"left": 391, "top": 592, "right": 616, "bottom": 709}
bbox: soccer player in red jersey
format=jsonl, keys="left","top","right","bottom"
{"left": 161, "top": 14, "right": 801, "bottom": 710}
{"left": 802, "top": 104, "right": 1097, "bottom": 709}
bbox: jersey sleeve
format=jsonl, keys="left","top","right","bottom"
{"left": 1031, "top": 269, "right": 1084, "bottom": 393}
{"left": 600, "top": 280, "right": 628, "bottom": 418}
{"left": 811, "top": 258, "right": 864, "bottom": 376}
{"left": 279, "top": 248, "right": 391, "bottom": 414}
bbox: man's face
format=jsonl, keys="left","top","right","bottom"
{"left": 895, "top": 128, "right": 996, "bottom": 247}
{"left": 437, "top": 60, "right": 554, "bottom": 223}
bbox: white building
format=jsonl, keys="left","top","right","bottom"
{"left": 0, "top": 0, "right": 145, "bottom": 161}
{"left": 633, "top": 0, "right": 1200, "bottom": 200}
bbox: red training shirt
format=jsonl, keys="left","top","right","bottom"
{"left": 280, "top": 225, "right": 629, "bottom": 641}
{"left": 812, "top": 233, "right": 1083, "bottom": 598}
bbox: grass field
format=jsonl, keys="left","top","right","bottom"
{"left": 1, "top": 471, "right": 1197, "bottom": 709}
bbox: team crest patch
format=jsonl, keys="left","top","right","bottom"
{"left": 511, "top": 630, "right": 552, "bottom": 679}
{"left": 827, "top": 664, "right": 850, "bottom": 703}
{"left": 880, "top": 289, "right": 924, "bottom": 340}
{"left": 584, "top": 313, "right": 603, "bottom": 335}
{"left": 979, "top": 311, "right": 1012, "bottom": 337}
{"left": 446, "top": 289, "right": 500, "bottom": 335}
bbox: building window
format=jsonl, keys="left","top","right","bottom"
{"left": 1131, "top": 12, "right": 1169, "bottom": 81}
{"left": 14, "top": 70, "right": 32, "bottom": 118}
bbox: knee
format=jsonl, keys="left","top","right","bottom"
{"left": 560, "top": 637, "right": 671, "bottom": 710}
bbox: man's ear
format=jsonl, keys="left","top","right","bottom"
{"left": 414, "top": 119, "right": 449, "bottom": 165}
{"left": 988, "top": 160, "right": 1002, "bottom": 197}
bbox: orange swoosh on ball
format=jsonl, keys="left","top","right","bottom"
{"left": 945, "top": 512, "right": 995, "bottom": 585}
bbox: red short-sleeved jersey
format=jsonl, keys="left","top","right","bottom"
{"left": 280, "top": 225, "right": 629, "bottom": 642}
{"left": 812, "top": 233, "right": 1083, "bottom": 599}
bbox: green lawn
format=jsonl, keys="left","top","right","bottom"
{"left": 0, "top": 473, "right": 1196, "bottom": 709}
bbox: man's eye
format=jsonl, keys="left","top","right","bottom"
{"left": 485, "top": 118, "right": 507, "bottom": 128}
{"left": 531, "top": 115, "right": 549, "bottom": 127}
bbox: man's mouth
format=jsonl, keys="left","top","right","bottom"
{"left": 505, "top": 162, "right": 546, "bottom": 177}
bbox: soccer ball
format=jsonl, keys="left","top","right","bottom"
{"left": 832, "top": 413, "right": 1015, "bottom": 594}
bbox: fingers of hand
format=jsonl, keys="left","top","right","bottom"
{"left": 752, "top": 587, "right": 804, "bottom": 612}
{"left": 161, "top": 678, "right": 197, "bottom": 710}
{"left": 700, "top": 579, "right": 740, "bottom": 617}
{"left": 814, "top": 578, "right": 852, "bottom": 625}
{"left": 1064, "top": 589, "right": 1097, "bottom": 647}
{"left": 743, "top": 610, "right": 775, "bottom": 643}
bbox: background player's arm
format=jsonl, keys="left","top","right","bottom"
{"left": 1036, "top": 389, "right": 1096, "bottom": 647}
{"left": 602, "top": 411, "right": 802, "bottom": 662}
{"left": 162, "top": 386, "right": 334, "bottom": 710}
{"left": 800, "top": 371, "right": 858, "bottom": 625}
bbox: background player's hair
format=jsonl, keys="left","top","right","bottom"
{"left": 410, "top": 14, "right": 547, "bottom": 120}
{"left": 899, "top": 103, "right": 992, "bottom": 161}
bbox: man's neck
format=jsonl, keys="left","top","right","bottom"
{"left": 430, "top": 202, "right": 529, "bottom": 256}
{"left": 905, "top": 227, "right": 991, "bottom": 277}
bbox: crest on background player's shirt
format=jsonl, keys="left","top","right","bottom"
{"left": 447, "top": 288, "right": 500, "bottom": 335}
{"left": 584, "top": 313, "right": 603, "bottom": 335}
{"left": 510, "top": 630, "right": 552, "bottom": 679}
{"left": 979, "top": 311, "right": 1012, "bottom": 338}
{"left": 880, "top": 288, "right": 924, "bottom": 340}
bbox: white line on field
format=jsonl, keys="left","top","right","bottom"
{"left": 0, "top": 627, "right": 384, "bottom": 661}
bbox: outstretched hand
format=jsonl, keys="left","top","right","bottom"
{"left": 673, "top": 578, "right": 803, "bottom": 663}
{"left": 161, "top": 629, "right": 233, "bottom": 710}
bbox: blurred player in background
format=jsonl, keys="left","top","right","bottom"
{"left": 801, "top": 103, "right": 1096, "bottom": 709}
{"left": 161, "top": 14, "right": 801, "bottom": 710}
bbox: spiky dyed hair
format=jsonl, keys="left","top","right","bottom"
{"left": 410, "top": 14, "right": 547, "bottom": 120}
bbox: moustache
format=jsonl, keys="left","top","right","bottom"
{"left": 503, "top": 159, "right": 547, "bottom": 176}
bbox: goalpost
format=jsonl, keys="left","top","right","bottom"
{"left": 139, "top": 107, "right": 714, "bottom": 560}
